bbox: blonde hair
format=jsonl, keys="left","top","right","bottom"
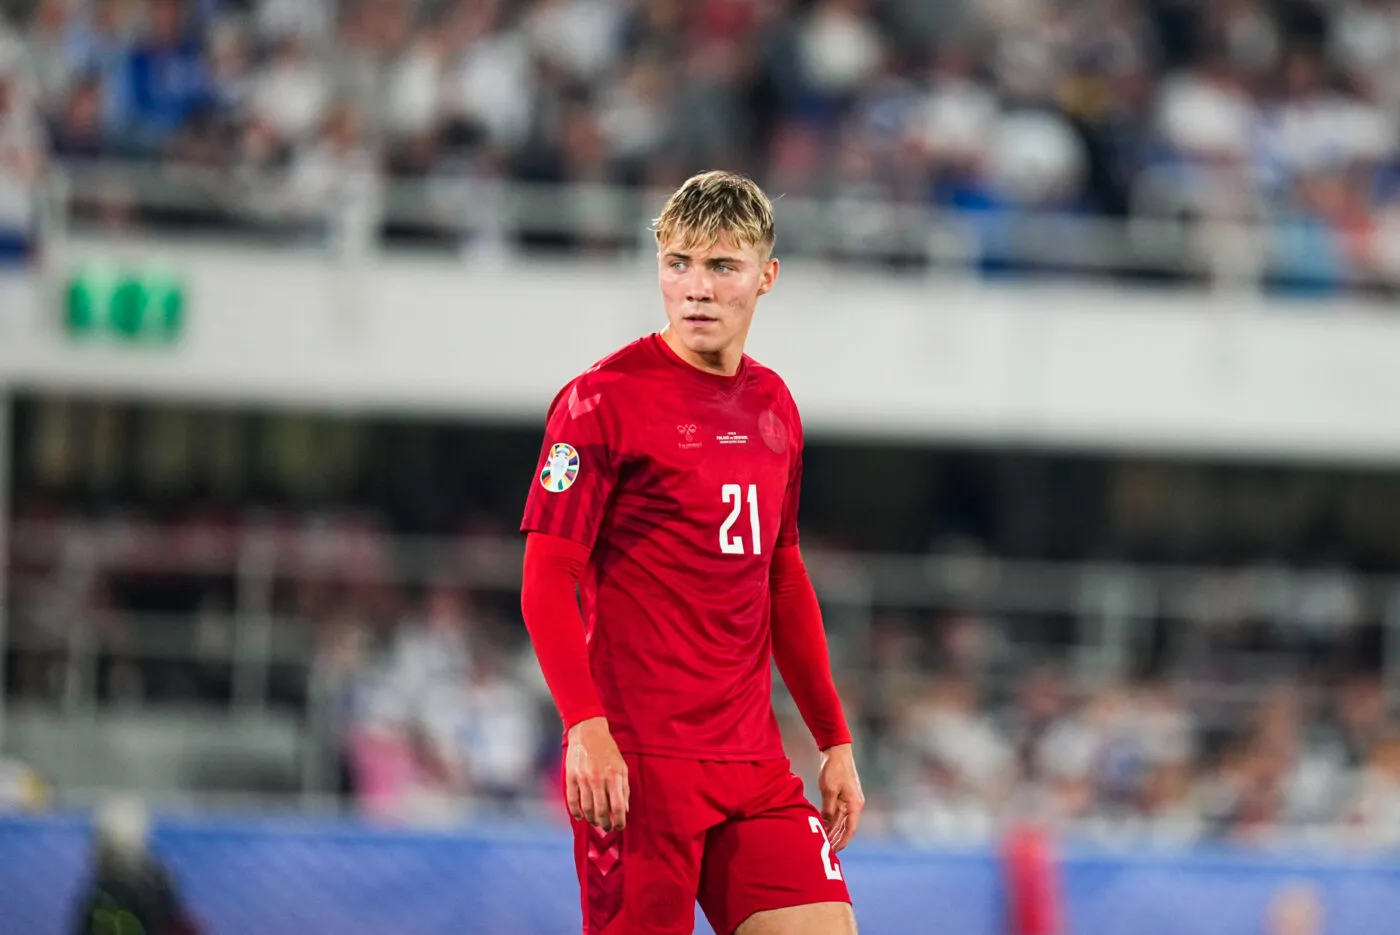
{"left": 653, "top": 171, "right": 776, "bottom": 256}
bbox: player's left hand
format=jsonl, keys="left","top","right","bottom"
{"left": 818, "top": 743, "right": 865, "bottom": 852}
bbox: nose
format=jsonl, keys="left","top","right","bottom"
{"left": 685, "top": 267, "right": 714, "bottom": 303}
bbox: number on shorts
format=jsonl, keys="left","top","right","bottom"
{"left": 808, "top": 816, "right": 843, "bottom": 881}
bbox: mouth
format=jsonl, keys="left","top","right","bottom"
{"left": 683, "top": 312, "right": 718, "bottom": 325}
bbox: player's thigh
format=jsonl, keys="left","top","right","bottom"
{"left": 572, "top": 754, "right": 710, "bottom": 934}
{"left": 734, "top": 902, "right": 857, "bottom": 935}
{"left": 696, "top": 779, "right": 851, "bottom": 935}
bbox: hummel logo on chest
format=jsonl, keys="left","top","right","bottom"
{"left": 677, "top": 424, "right": 702, "bottom": 449}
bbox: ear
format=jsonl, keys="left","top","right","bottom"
{"left": 757, "top": 257, "right": 779, "bottom": 296}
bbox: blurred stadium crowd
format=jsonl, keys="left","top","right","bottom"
{"left": 3, "top": 394, "right": 1399, "bottom": 851}
{"left": 3, "top": 0, "right": 1400, "bottom": 286}
{"left": 5, "top": 468, "right": 1398, "bottom": 850}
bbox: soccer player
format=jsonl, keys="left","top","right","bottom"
{"left": 520, "top": 171, "right": 863, "bottom": 935}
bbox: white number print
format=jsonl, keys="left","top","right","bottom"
{"left": 808, "top": 816, "right": 844, "bottom": 881}
{"left": 719, "top": 484, "right": 762, "bottom": 555}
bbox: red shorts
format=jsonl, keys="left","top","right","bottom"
{"left": 571, "top": 752, "right": 851, "bottom": 935}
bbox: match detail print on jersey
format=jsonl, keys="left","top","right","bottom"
{"left": 540, "top": 442, "right": 580, "bottom": 493}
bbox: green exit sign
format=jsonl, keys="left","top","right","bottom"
{"left": 64, "top": 262, "right": 186, "bottom": 344}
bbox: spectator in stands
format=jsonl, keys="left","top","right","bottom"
{"left": 1134, "top": 677, "right": 1196, "bottom": 776}
{"left": 1334, "top": 675, "right": 1388, "bottom": 768}
{"left": 919, "top": 44, "right": 998, "bottom": 209}
{"left": 49, "top": 73, "right": 110, "bottom": 158}
{"left": 1006, "top": 665, "right": 1068, "bottom": 791}
{"left": 63, "top": 0, "right": 137, "bottom": 136}
{"left": 257, "top": 0, "right": 336, "bottom": 47}
{"left": 203, "top": 17, "right": 250, "bottom": 117}
{"left": 0, "top": 60, "right": 44, "bottom": 266}
{"left": 1343, "top": 733, "right": 1400, "bottom": 847}
{"left": 121, "top": 0, "right": 209, "bottom": 153}
{"left": 797, "top": 0, "right": 883, "bottom": 116}
{"left": 346, "top": 666, "right": 451, "bottom": 823}
{"left": 281, "top": 101, "right": 376, "bottom": 230}
{"left": 69, "top": 798, "right": 202, "bottom": 935}
{"left": 388, "top": 583, "right": 473, "bottom": 710}
{"left": 892, "top": 677, "right": 1012, "bottom": 841}
{"left": 248, "top": 35, "right": 328, "bottom": 150}
{"left": 1037, "top": 683, "right": 1167, "bottom": 824}
{"left": 1135, "top": 759, "right": 1201, "bottom": 842}
{"left": 439, "top": 0, "right": 534, "bottom": 153}
{"left": 894, "top": 745, "right": 997, "bottom": 843}
{"left": 21, "top": 0, "right": 83, "bottom": 111}
{"left": 0, "top": 56, "right": 43, "bottom": 332}
{"left": 422, "top": 635, "right": 544, "bottom": 816}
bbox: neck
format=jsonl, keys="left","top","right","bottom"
{"left": 660, "top": 327, "right": 744, "bottom": 377}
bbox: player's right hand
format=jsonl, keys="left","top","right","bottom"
{"left": 565, "top": 717, "right": 630, "bottom": 832}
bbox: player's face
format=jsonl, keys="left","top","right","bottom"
{"left": 657, "top": 232, "right": 778, "bottom": 371}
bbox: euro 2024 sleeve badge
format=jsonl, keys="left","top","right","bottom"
{"left": 540, "top": 443, "right": 580, "bottom": 492}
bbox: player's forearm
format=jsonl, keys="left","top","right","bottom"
{"left": 769, "top": 545, "right": 853, "bottom": 750}
{"left": 520, "top": 532, "right": 606, "bottom": 730}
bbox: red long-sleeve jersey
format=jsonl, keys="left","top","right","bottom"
{"left": 520, "top": 333, "right": 848, "bottom": 759}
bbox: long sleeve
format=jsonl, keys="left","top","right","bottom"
{"left": 520, "top": 531, "right": 605, "bottom": 730}
{"left": 769, "top": 545, "right": 852, "bottom": 750}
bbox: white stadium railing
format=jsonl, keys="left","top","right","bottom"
{"left": 35, "top": 158, "right": 1398, "bottom": 293}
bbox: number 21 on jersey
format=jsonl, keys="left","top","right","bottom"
{"left": 719, "top": 484, "right": 761, "bottom": 555}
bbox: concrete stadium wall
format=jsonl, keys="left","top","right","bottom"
{"left": 5, "top": 241, "right": 1400, "bottom": 463}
